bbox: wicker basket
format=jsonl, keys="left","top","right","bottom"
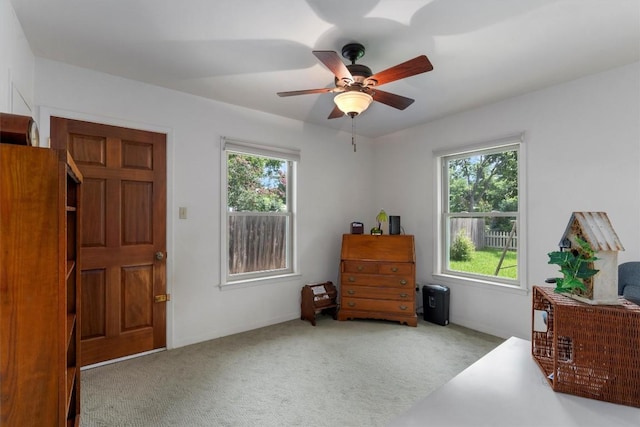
{"left": 532, "top": 286, "right": 640, "bottom": 407}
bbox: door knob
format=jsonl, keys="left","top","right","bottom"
{"left": 155, "top": 251, "right": 165, "bottom": 261}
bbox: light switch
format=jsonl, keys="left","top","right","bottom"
{"left": 179, "top": 207, "right": 187, "bottom": 219}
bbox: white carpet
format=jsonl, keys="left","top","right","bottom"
{"left": 81, "top": 318, "right": 503, "bottom": 427}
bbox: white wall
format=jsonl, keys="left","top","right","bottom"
{"left": 19, "top": 0, "right": 637, "bottom": 344}
{"left": 35, "top": 58, "right": 375, "bottom": 348}
{"left": 33, "top": 57, "right": 640, "bottom": 345}
{"left": 0, "top": 0, "right": 34, "bottom": 114}
{"left": 373, "top": 62, "right": 640, "bottom": 339}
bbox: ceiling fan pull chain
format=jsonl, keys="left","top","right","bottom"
{"left": 351, "top": 117, "right": 357, "bottom": 152}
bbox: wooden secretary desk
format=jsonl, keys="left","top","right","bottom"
{"left": 338, "top": 234, "right": 417, "bottom": 326}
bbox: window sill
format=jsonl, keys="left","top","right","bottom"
{"left": 219, "top": 272, "right": 302, "bottom": 291}
{"left": 432, "top": 273, "right": 530, "bottom": 296}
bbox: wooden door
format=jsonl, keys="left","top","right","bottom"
{"left": 50, "top": 117, "right": 167, "bottom": 366}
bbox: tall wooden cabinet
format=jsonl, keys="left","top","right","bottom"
{"left": 1, "top": 143, "right": 82, "bottom": 426}
{"left": 338, "top": 234, "right": 417, "bottom": 326}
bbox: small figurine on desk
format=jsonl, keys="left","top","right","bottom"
{"left": 370, "top": 209, "right": 387, "bottom": 235}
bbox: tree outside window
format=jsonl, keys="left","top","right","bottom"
{"left": 227, "top": 153, "right": 287, "bottom": 213}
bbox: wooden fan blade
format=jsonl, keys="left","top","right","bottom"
{"left": 370, "top": 89, "right": 415, "bottom": 110}
{"left": 277, "top": 88, "right": 334, "bottom": 97}
{"left": 313, "top": 51, "right": 353, "bottom": 82}
{"left": 328, "top": 105, "right": 345, "bottom": 119}
{"left": 368, "top": 55, "right": 433, "bottom": 86}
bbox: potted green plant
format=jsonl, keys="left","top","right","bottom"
{"left": 370, "top": 209, "right": 388, "bottom": 235}
{"left": 547, "top": 237, "right": 599, "bottom": 294}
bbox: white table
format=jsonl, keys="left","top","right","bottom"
{"left": 388, "top": 337, "right": 640, "bottom": 426}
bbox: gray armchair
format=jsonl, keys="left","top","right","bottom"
{"left": 618, "top": 262, "right": 640, "bottom": 305}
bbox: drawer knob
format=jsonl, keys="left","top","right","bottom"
{"left": 348, "top": 302, "right": 356, "bottom": 307}
{"left": 348, "top": 276, "right": 355, "bottom": 282}
{"left": 400, "top": 293, "right": 408, "bottom": 298}
{"left": 400, "top": 279, "right": 407, "bottom": 285}
{"left": 391, "top": 267, "right": 398, "bottom": 272}
{"left": 357, "top": 265, "right": 364, "bottom": 271}
{"left": 347, "top": 290, "right": 355, "bottom": 295}
{"left": 399, "top": 305, "right": 408, "bottom": 310}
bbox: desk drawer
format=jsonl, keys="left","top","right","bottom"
{"left": 342, "top": 285, "right": 413, "bottom": 301}
{"left": 377, "top": 263, "right": 413, "bottom": 275}
{"left": 342, "top": 273, "right": 413, "bottom": 288}
{"left": 342, "top": 297, "right": 415, "bottom": 314}
{"left": 342, "top": 261, "right": 378, "bottom": 274}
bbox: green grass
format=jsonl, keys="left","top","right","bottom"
{"left": 450, "top": 248, "right": 518, "bottom": 279}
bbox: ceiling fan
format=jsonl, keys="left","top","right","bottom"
{"left": 277, "top": 42, "right": 433, "bottom": 119}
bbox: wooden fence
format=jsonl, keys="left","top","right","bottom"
{"left": 228, "top": 215, "right": 287, "bottom": 274}
{"left": 484, "top": 230, "right": 518, "bottom": 250}
{"left": 450, "top": 218, "right": 517, "bottom": 250}
{"left": 451, "top": 218, "right": 486, "bottom": 249}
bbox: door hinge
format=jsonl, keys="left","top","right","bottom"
{"left": 154, "top": 294, "right": 171, "bottom": 303}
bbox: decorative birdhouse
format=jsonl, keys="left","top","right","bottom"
{"left": 556, "top": 212, "right": 624, "bottom": 304}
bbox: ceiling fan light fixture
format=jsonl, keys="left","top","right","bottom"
{"left": 334, "top": 91, "right": 373, "bottom": 117}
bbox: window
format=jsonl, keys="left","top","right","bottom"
{"left": 436, "top": 135, "right": 524, "bottom": 288}
{"left": 221, "top": 138, "right": 299, "bottom": 284}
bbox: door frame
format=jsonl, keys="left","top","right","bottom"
{"left": 40, "top": 106, "right": 174, "bottom": 350}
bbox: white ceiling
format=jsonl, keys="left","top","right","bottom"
{"left": 9, "top": 0, "right": 640, "bottom": 138}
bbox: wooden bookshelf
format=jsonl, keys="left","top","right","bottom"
{"left": 1, "top": 135, "right": 82, "bottom": 426}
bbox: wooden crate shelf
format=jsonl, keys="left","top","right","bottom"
{"left": 301, "top": 282, "right": 337, "bottom": 326}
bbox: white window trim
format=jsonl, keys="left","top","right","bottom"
{"left": 220, "top": 137, "right": 300, "bottom": 288}
{"left": 433, "top": 133, "right": 528, "bottom": 295}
